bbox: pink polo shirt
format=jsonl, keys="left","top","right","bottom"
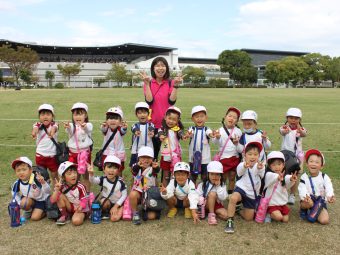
{"left": 143, "top": 78, "right": 175, "bottom": 129}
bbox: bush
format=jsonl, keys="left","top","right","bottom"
{"left": 208, "top": 78, "right": 227, "bottom": 88}
{"left": 54, "top": 83, "right": 64, "bottom": 89}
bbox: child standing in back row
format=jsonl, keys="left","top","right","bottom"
{"left": 280, "top": 107, "right": 307, "bottom": 205}
{"left": 32, "top": 104, "right": 59, "bottom": 184}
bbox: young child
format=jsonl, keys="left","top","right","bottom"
{"left": 225, "top": 142, "right": 265, "bottom": 233}
{"left": 50, "top": 161, "right": 88, "bottom": 226}
{"left": 129, "top": 146, "right": 160, "bottom": 225}
{"left": 187, "top": 105, "right": 214, "bottom": 184}
{"left": 11, "top": 157, "right": 50, "bottom": 221}
{"left": 263, "top": 151, "right": 298, "bottom": 223}
{"left": 32, "top": 104, "right": 59, "bottom": 184}
{"left": 88, "top": 155, "right": 127, "bottom": 222}
{"left": 298, "top": 149, "right": 335, "bottom": 225}
{"left": 160, "top": 162, "right": 200, "bottom": 224}
{"left": 130, "top": 102, "right": 155, "bottom": 167}
{"left": 197, "top": 161, "right": 228, "bottom": 225}
{"left": 64, "top": 102, "right": 93, "bottom": 190}
{"left": 100, "top": 106, "right": 128, "bottom": 173}
{"left": 213, "top": 107, "right": 243, "bottom": 196}
{"left": 280, "top": 107, "right": 307, "bottom": 204}
{"left": 159, "top": 106, "right": 184, "bottom": 186}
{"left": 238, "top": 110, "right": 271, "bottom": 162}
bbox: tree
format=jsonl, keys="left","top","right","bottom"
{"left": 93, "top": 77, "right": 107, "bottom": 87}
{"left": 106, "top": 63, "right": 129, "bottom": 86}
{"left": 57, "top": 63, "right": 81, "bottom": 87}
{"left": 0, "top": 69, "right": 3, "bottom": 83}
{"left": 325, "top": 57, "right": 340, "bottom": 87}
{"left": 0, "top": 45, "right": 39, "bottom": 86}
{"left": 265, "top": 60, "right": 286, "bottom": 84}
{"left": 19, "top": 69, "right": 33, "bottom": 85}
{"left": 217, "top": 50, "right": 257, "bottom": 85}
{"left": 45, "top": 70, "right": 55, "bottom": 88}
{"left": 182, "top": 66, "right": 206, "bottom": 84}
{"left": 302, "top": 53, "right": 331, "bottom": 85}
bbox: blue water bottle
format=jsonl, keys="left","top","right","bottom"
{"left": 91, "top": 203, "right": 101, "bottom": 224}
{"left": 9, "top": 198, "right": 21, "bottom": 227}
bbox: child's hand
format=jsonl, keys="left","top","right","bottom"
{"left": 101, "top": 122, "right": 108, "bottom": 128}
{"left": 159, "top": 134, "right": 166, "bottom": 142}
{"left": 244, "top": 161, "right": 250, "bottom": 169}
{"left": 54, "top": 178, "right": 62, "bottom": 192}
{"left": 134, "top": 130, "right": 141, "bottom": 137}
{"left": 36, "top": 172, "right": 45, "bottom": 185}
{"left": 121, "top": 120, "right": 128, "bottom": 129}
{"left": 140, "top": 71, "right": 151, "bottom": 84}
{"left": 261, "top": 131, "right": 268, "bottom": 141}
{"left": 208, "top": 132, "right": 215, "bottom": 139}
{"left": 80, "top": 122, "right": 87, "bottom": 129}
{"left": 257, "top": 161, "right": 264, "bottom": 169}
{"left": 173, "top": 73, "right": 187, "bottom": 85}
{"left": 281, "top": 125, "right": 290, "bottom": 135}
{"left": 214, "top": 178, "right": 221, "bottom": 186}
{"left": 327, "top": 195, "right": 336, "bottom": 203}
{"left": 63, "top": 122, "right": 70, "bottom": 129}
{"left": 31, "top": 130, "right": 37, "bottom": 140}
{"left": 152, "top": 161, "right": 159, "bottom": 169}
{"left": 277, "top": 172, "right": 284, "bottom": 182}
{"left": 87, "top": 163, "right": 94, "bottom": 176}
{"left": 290, "top": 171, "right": 298, "bottom": 182}
{"left": 49, "top": 126, "right": 57, "bottom": 138}
{"left": 192, "top": 210, "right": 200, "bottom": 224}
{"left": 303, "top": 195, "right": 312, "bottom": 203}
{"left": 214, "top": 129, "right": 221, "bottom": 139}
{"left": 160, "top": 184, "right": 167, "bottom": 194}
{"left": 232, "top": 135, "right": 239, "bottom": 145}
{"left": 110, "top": 204, "right": 119, "bottom": 217}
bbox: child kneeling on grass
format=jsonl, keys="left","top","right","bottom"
{"left": 88, "top": 155, "right": 127, "bottom": 222}
{"left": 225, "top": 142, "right": 265, "bottom": 233}
{"left": 197, "top": 161, "right": 228, "bottom": 225}
{"left": 11, "top": 157, "right": 50, "bottom": 221}
{"left": 298, "top": 149, "right": 335, "bottom": 225}
{"left": 160, "top": 162, "right": 200, "bottom": 224}
{"left": 51, "top": 161, "right": 88, "bottom": 226}
{"left": 129, "top": 146, "right": 160, "bottom": 225}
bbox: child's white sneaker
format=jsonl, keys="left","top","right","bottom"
{"left": 288, "top": 194, "right": 295, "bottom": 205}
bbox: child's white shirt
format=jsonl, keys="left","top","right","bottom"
{"left": 66, "top": 123, "right": 93, "bottom": 152}
{"left": 131, "top": 122, "right": 154, "bottom": 154}
{"left": 89, "top": 176, "right": 127, "bottom": 206}
{"left": 101, "top": 126, "right": 126, "bottom": 159}
{"left": 235, "top": 162, "right": 265, "bottom": 199}
{"left": 196, "top": 181, "right": 227, "bottom": 203}
{"left": 11, "top": 177, "right": 50, "bottom": 204}
{"left": 33, "top": 122, "right": 58, "bottom": 156}
{"left": 279, "top": 126, "right": 307, "bottom": 153}
{"left": 298, "top": 172, "right": 334, "bottom": 201}
{"left": 212, "top": 126, "right": 243, "bottom": 159}
{"left": 161, "top": 129, "right": 181, "bottom": 161}
{"left": 161, "top": 179, "right": 199, "bottom": 209}
{"left": 237, "top": 130, "right": 271, "bottom": 162}
{"left": 264, "top": 172, "right": 294, "bottom": 206}
{"left": 188, "top": 126, "right": 212, "bottom": 164}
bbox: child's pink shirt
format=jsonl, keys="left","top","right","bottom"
{"left": 143, "top": 78, "right": 175, "bottom": 129}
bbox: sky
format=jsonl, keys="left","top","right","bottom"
{"left": 1, "top": 0, "right": 340, "bottom": 58}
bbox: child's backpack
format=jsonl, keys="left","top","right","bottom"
{"left": 281, "top": 150, "right": 300, "bottom": 174}
{"left": 45, "top": 195, "right": 60, "bottom": 220}
{"left": 33, "top": 165, "right": 50, "bottom": 183}
{"left": 142, "top": 186, "right": 167, "bottom": 212}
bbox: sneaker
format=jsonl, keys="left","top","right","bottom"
{"left": 132, "top": 212, "right": 141, "bottom": 225}
{"left": 184, "top": 208, "right": 192, "bottom": 219}
{"left": 167, "top": 208, "right": 178, "bottom": 218}
{"left": 264, "top": 213, "right": 272, "bottom": 223}
{"left": 288, "top": 194, "right": 295, "bottom": 205}
{"left": 23, "top": 210, "right": 32, "bottom": 219}
{"left": 56, "top": 215, "right": 69, "bottom": 225}
{"left": 299, "top": 209, "right": 308, "bottom": 220}
{"left": 208, "top": 213, "right": 218, "bottom": 225}
{"left": 101, "top": 212, "right": 110, "bottom": 220}
{"left": 224, "top": 218, "right": 235, "bottom": 234}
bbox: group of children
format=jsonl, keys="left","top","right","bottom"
{"left": 10, "top": 102, "right": 335, "bottom": 233}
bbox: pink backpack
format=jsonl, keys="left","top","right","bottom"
{"left": 255, "top": 182, "right": 279, "bottom": 223}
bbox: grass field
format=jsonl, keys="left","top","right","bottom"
{"left": 0, "top": 88, "right": 339, "bottom": 255}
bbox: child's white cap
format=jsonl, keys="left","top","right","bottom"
{"left": 174, "top": 162, "right": 190, "bottom": 173}
{"left": 38, "top": 104, "right": 54, "bottom": 114}
{"left": 106, "top": 107, "right": 124, "bottom": 118}
{"left": 191, "top": 105, "right": 207, "bottom": 116}
{"left": 58, "top": 161, "right": 77, "bottom": 176}
{"left": 166, "top": 106, "right": 181, "bottom": 116}
{"left": 286, "top": 108, "right": 302, "bottom": 118}
{"left": 104, "top": 155, "right": 121, "bottom": 166}
{"left": 11, "top": 157, "right": 32, "bottom": 170}
{"left": 135, "top": 102, "right": 149, "bottom": 111}
{"left": 305, "top": 149, "right": 325, "bottom": 166}
{"left": 138, "top": 146, "right": 154, "bottom": 158}
{"left": 267, "top": 151, "right": 285, "bottom": 162}
{"left": 207, "top": 161, "right": 223, "bottom": 174}
{"left": 71, "top": 102, "right": 88, "bottom": 112}
{"left": 241, "top": 110, "right": 257, "bottom": 121}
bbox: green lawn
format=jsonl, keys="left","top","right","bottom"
{"left": 0, "top": 88, "right": 339, "bottom": 254}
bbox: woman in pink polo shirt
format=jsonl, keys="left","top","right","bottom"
{"left": 141, "top": 57, "right": 184, "bottom": 160}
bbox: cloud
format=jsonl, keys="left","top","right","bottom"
{"left": 229, "top": 0, "right": 340, "bottom": 56}
{"left": 147, "top": 4, "right": 173, "bottom": 17}
{"left": 0, "top": 0, "right": 45, "bottom": 11}
{"left": 99, "top": 8, "right": 136, "bottom": 18}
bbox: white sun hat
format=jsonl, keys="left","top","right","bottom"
{"left": 38, "top": 104, "right": 54, "bottom": 114}
{"left": 71, "top": 102, "right": 88, "bottom": 112}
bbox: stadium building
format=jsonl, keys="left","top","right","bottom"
{"left": 0, "top": 39, "right": 307, "bottom": 87}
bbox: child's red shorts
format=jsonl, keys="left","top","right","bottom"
{"left": 35, "top": 153, "right": 58, "bottom": 172}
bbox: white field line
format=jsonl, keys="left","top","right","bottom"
{"left": 0, "top": 119, "right": 340, "bottom": 125}
{"left": 0, "top": 143, "right": 339, "bottom": 153}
